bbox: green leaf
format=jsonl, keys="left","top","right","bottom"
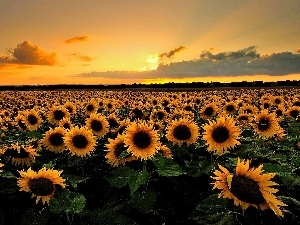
{"left": 91, "top": 207, "right": 138, "bottom": 225}
{"left": 191, "top": 194, "right": 239, "bottom": 225}
{"left": 131, "top": 189, "right": 156, "bottom": 213}
{"left": 50, "top": 189, "right": 86, "bottom": 214}
{"left": 152, "top": 155, "right": 185, "bottom": 176}
{"left": 128, "top": 171, "right": 148, "bottom": 194}
{"left": 63, "top": 174, "right": 88, "bottom": 189}
{"left": 0, "top": 171, "right": 16, "bottom": 179}
{"left": 262, "top": 163, "right": 290, "bottom": 173}
{"left": 42, "top": 160, "right": 56, "bottom": 169}
{"left": 106, "top": 167, "right": 136, "bottom": 188}
{"left": 21, "top": 208, "right": 49, "bottom": 225}
{"left": 25, "top": 131, "right": 43, "bottom": 139}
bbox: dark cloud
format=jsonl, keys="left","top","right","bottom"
{"left": 0, "top": 41, "right": 57, "bottom": 66}
{"left": 64, "top": 36, "right": 88, "bottom": 44}
{"left": 159, "top": 46, "right": 186, "bottom": 61}
{"left": 67, "top": 53, "right": 93, "bottom": 62}
{"left": 76, "top": 46, "right": 300, "bottom": 79}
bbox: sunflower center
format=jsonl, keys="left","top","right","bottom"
{"left": 107, "top": 103, "right": 113, "bottom": 109}
{"left": 29, "top": 178, "right": 55, "bottom": 196}
{"left": 245, "top": 109, "right": 252, "bottom": 114}
{"left": 63, "top": 123, "right": 71, "bottom": 129}
{"left": 91, "top": 119, "right": 103, "bottom": 132}
{"left": 257, "top": 118, "right": 270, "bottom": 131}
{"left": 49, "top": 133, "right": 64, "bottom": 146}
{"left": 156, "top": 111, "right": 165, "bottom": 120}
{"left": 114, "top": 142, "right": 127, "bottom": 158}
{"left": 72, "top": 134, "right": 88, "bottom": 149}
{"left": 86, "top": 104, "right": 94, "bottom": 112}
{"left": 275, "top": 110, "right": 283, "bottom": 117}
{"left": 132, "top": 108, "right": 144, "bottom": 118}
{"left": 53, "top": 110, "right": 65, "bottom": 120}
{"left": 18, "top": 120, "right": 27, "bottom": 129}
{"left": 173, "top": 125, "right": 192, "bottom": 140}
{"left": 133, "top": 131, "right": 151, "bottom": 149}
{"left": 212, "top": 126, "right": 230, "bottom": 143}
{"left": 204, "top": 107, "right": 214, "bottom": 116}
{"left": 275, "top": 99, "right": 281, "bottom": 104}
{"left": 238, "top": 115, "right": 248, "bottom": 121}
{"left": 66, "top": 107, "right": 73, "bottom": 113}
{"left": 263, "top": 103, "right": 270, "bottom": 109}
{"left": 184, "top": 106, "right": 193, "bottom": 111}
{"left": 118, "top": 126, "right": 126, "bottom": 134}
{"left": 28, "top": 115, "right": 38, "bottom": 125}
{"left": 226, "top": 105, "right": 235, "bottom": 112}
{"left": 290, "top": 110, "right": 299, "bottom": 118}
{"left": 152, "top": 100, "right": 158, "bottom": 105}
{"left": 230, "top": 175, "right": 265, "bottom": 204}
{"left": 6, "top": 148, "right": 30, "bottom": 158}
{"left": 108, "top": 118, "right": 118, "bottom": 128}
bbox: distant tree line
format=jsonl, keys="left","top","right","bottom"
{"left": 0, "top": 80, "right": 299, "bottom": 91}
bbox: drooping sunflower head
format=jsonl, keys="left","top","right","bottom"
{"left": 17, "top": 167, "right": 66, "bottom": 205}
{"left": 85, "top": 113, "right": 109, "bottom": 137}
{"left": 166, "top": 118, "right": 199, "bottom": 146}
{"left": 252, "top": 110, "right": 280, "bottom": 139}
{"left": 64, "top": 126, "right": 97, "bottom": 157}
{"left": 202, "top": 116, "right": 241, "bottom": 155}
{"left": 211, "top": 158, "right": 287, "bottom": 217}
{"left": 124, "top": 121, "right": 160, "bottom": 160}
{"left": 2, "top": 143, "right": 39, "bottom": 167}
{"left": 105, "top": 134, "right": 137, "bottom": 167}
{"left": 41, "top": 127, "right": 67, "bottom": 153}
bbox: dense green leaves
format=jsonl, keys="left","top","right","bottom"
{"left": 152, "top": 155, "right": 185, "bottom": 176}
{"left": 131, "top": 189, "right": 157, "bottom": 213}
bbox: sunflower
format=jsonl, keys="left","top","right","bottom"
{"left": 64, "top": 126, "right": 96, "bottom": 157}
{"left": 47, "top": 106, "right": 70, "bottom": 125}
{"left": 105, "top": 134, "right": 138, "bottom": 167}
{"left": 85, "top": 113, "right": 109, "bottom": 137}
{"left": 252, "top": 110, "right": 280, "bottom": 139}
{"left": 211, "top": 158, "right": 287, "bottom": 217}
{"left": 15, "top": 113, "right": 27, "bottom": 131}
{"left": 224, "top": 101, "right": 237, "bottom": 115}
{"left": 200, "top": 103, "right": 218, "bottom": 120}
{"left": 2, "top": 143, "right": 39, "bottom": 167}
{"left": 85, "top": 99, "right": 98, "bottom": 115}
{"left": 107, "top": 114, "right": 120, "bottom": 132}
{"left": 17, "top": 167, "right": 66, "bottom": 205}
{"left": 124, "top": 121, "right": 160, "bottom": 160}
{"left": 202, "top": 116, "right": 241, "bottom": 155}
{"left": 28, "top": 138, "right": 42, "bottom": 151}
{"left": 150, "top": 109, "right": 168, "bottom": 121}
{"left": 115, "top": 118, "right": 131, "bottom": 134}
{"left": 166, "top": 118, "right": 199, "bottom": 146}
{"left": 158, "top": 144, "right": 173, "bottom": 159}
{"left": 58, "top": 117, "right": 73, "bottom": 130}
{"left": 236, "top": 113, "right": 252, "bottom": 127}
{"left": 63, "top": 101, "right": 76, "bottom": 114}
{"left": 41, "top": 127, "right": 67, "bottom": 153}
{"left": 23, "top": 109, "right": 42, "bottom": 131}
{"left": 285, "top": 106, "right": 300, "bottom": 119}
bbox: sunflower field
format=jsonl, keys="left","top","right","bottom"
{"left": 1, "top": 88, "right": 300, "bottom": 225}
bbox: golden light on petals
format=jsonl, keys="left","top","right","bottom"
{"left": 202, "top": 116, "right": 241, "bottom": 155}
{"left": 211, "top": 158, "right": 287, "bottom": 217}
{"left": 17, "top": 167, "right": 66, "bottom": 205}
{"left": 124, "top": 121, "right": 160, "bottom": 160}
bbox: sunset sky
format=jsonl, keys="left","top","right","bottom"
{"left": 1, "top": 0, "right": 300, "bottom": 85}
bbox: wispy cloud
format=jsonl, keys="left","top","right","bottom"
{"left": 159, "top": 46, "right": 186, "bottom": 62}
{"left": 64, "top": 36, "right": 88, "bottom": 44}
{"left": 0, "top": 41, "right": 57, "bottom": 66}
{"left": 67, "top": 53, "right": 93, "bottom": 62}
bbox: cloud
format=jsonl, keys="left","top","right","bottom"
{"left": 64, "top": 36, "right": 88, "bottom": 44}
{"left": 67, "top": 53, "right": 93, "bottom": 62}
{"left": 159, "top": 46, "right": 186, "bottom": 61}
{"left": 0, "top": 41, "right": 57, "bottom": 66}
{"left": 75, "top": 46, "right": 300, "bottom": 79}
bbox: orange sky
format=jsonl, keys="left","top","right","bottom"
{"left": 0, "top": 0, "right": 300, "bottom": 85}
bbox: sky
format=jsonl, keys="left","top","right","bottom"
{"left": 0, "top": 0, "right": 300, "bottom": 85}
